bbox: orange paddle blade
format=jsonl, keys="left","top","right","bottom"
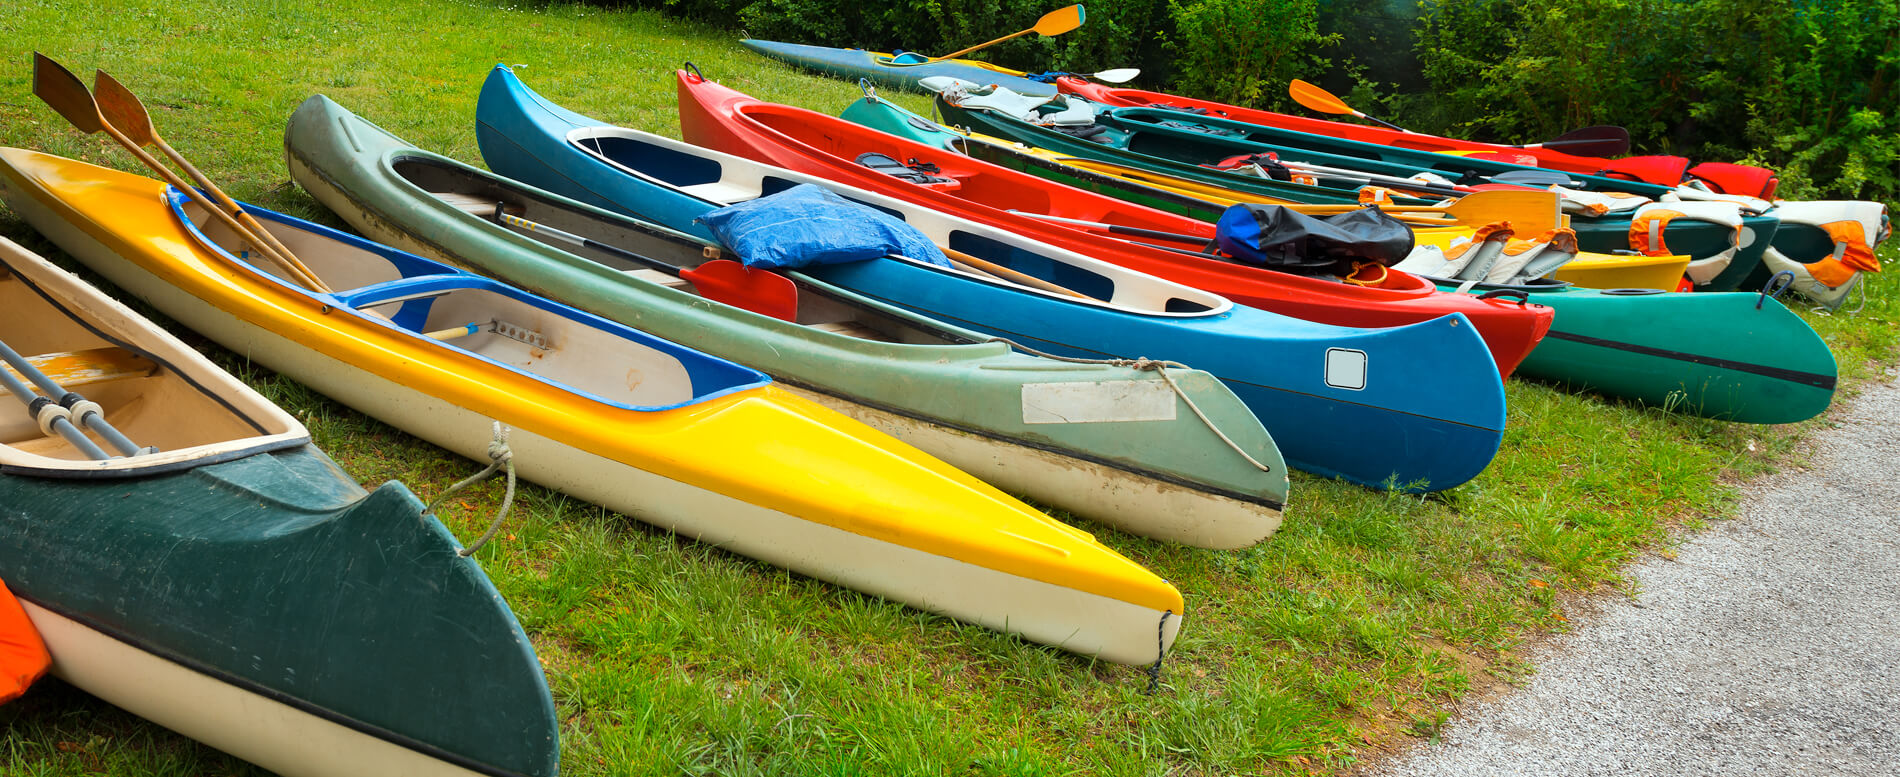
{"left": 1288, "top": 79, "right": 1352, "bottom": 116}
{"left": 680, "top": 260, "right": 800, "bottom": 322}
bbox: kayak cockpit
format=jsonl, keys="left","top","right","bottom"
{"left": 385, "top": 155, "right": 976, "bottom": 346}
{"left": 0, "top": 240, "right": 305, "bottom": 473}
{"left": 561, "top": 127, "right": 1232, "bottom": 317}
{"left": 167, "top": 190, "right": 771, "bottom": 411}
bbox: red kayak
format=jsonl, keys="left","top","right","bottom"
{"left": 1056, "top": 77, "right": 1779, "bottom": 198}
{"left": 677, "top": 70, "right": 1553, "bottom": 376}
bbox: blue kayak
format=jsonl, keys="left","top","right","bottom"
{"left": 740, "top": 39, "right": 1060, "bottom": 96}
{"left": 473, "top": 65, "right": 1510, "bottom": 491}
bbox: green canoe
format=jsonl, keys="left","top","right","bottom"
{"left": 841, "top": 95, "right": 1838, "bottom": 424}
{"left": 0, "top": 237, "right": 556, "bottom": 777}
{"left": 284, "top": 94, "right": 1291, "bottom": 549}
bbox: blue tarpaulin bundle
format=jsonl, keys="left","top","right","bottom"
{"left": 697, "top": 184, "right": 952, "bottom": 270}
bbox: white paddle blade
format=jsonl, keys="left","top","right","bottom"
{"left": 1093, "top": 68, "right": 1140, "bottom": 83}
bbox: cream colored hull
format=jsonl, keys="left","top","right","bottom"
{"left": 794, "top": 388, "right": 1281, "bottom": 548}
{"left": 19, "top": 193, "right": 1180, "bottom": 665}
{"left": 22, "top": 602, "right": 492, "bottom": 777}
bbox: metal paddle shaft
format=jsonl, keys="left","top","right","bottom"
{"left": 0, "top": 341, "right": 112, "bottom": 460}
{"left": 0, "top": 337, "right": 144, "bottom": 456}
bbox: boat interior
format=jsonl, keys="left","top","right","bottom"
{"left": 389, "top": 157, "right": 970, "bottom": 346}
{"left": 0, "top": 245, "right": 300, "bottom": 470}
{"left": 562, "top": 127, "right": 1230, "bottom": 316}
{"left": 172, "top": 193, "right": 768, "bottom": 411}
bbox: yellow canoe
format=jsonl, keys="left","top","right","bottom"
{"left": 0, "top": 147, "right": 1185, "bottom": 665}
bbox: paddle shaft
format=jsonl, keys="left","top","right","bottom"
{"left": 149, "top": 137, "right": 332, "bottom": 293}
{"left": 0, "top": 339, "right": 119, "bottom": 459}
{"left": 933, "top": 4, "right": 1083, "bottom": 61}
{"left": 1009, "top": 210, "right": 1211, "bottom": 246}
{"left": 938, "top": 246, "right": 1091, "bottom": 299}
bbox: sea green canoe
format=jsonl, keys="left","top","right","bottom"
{"left": 0, "top": 236, "right": 556, "bottom": 777}
{"left": 841, "top": 94, "right": 1838, "bottom": 424}
{"left": 284, "top": 94, "right": 1290, "bottom": 549}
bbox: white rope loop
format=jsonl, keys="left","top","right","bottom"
{"left": 422, "top": 422, "right": 519, "bottom": 557}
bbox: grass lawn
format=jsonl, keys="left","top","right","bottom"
{"left": 2, "top": 1, "right": 1897, "bottom": 774}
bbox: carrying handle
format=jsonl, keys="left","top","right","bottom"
{"left": 1476, "top": 289, "right": 1531, "bottom": 307}
{"left": 682, "top": 61, "right": 705, "bottom": 83}
{"left": 1758, "top": 270, "right": 1796, "bottom": 310}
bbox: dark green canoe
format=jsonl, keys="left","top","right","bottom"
{"left": 0, "top": 237, "right": 557, "bottom": 777}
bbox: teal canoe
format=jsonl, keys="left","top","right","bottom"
{"left": 0, "top": 236, "right": 556, "bottom": 777}
{"left": 739, "top": 40, "right": 1060, "bottom": 95}
{"left": 284, "top": 93, "right": 1291, "bottom": 549}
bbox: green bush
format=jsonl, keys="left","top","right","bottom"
{"left": 1412, "top": 0, "right": 1900, "bottom": 203}
{"left": 1162, "top": 0, "right": 1339, "bottom": 108}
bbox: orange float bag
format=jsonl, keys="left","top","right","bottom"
{"left": 1, "top": 578, "right": 51, "bottom": 703}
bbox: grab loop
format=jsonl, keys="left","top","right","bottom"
{"left": 858, "top": 78, "right": 877, "bottom": 101}
{"left": 1145, "top": 609, "right": 1172, "bottom": 694}
{"left": 1758, "top": 270, "right": 1795, "bottom": 310}
{"left": 1476, "top": 289, "right": 1530, "bottom": 306}
{"left": 682, "top": 61, "right": 705, "bottom": 83}
{"left": 423, "top": 422, "right": 519, "bottom": 557}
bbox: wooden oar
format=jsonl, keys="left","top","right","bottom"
{"left": 30, "top": 54, "right": 328, "bottom": 294}
{"left": 938, "top": 246, "right": 1091, "bottom": 299}
{"left": 1289, "top": 79, "right": 1631, "bottom": 156}
{"left": 933, "top": 5, "right": 1085, "bottom": 61}
{"left": 92, "top": 69, "right": 331, "bottom": 293}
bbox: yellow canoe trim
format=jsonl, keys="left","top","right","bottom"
{"left": 0, "top": 347, "right": 156, "bottom": 398}
{"left": 0, "top": 148, "right": 1182, "bottom": 614}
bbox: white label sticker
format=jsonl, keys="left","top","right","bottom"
{"left": 1325, "top": 348, "right": 1368, "bottom": 391}
{"left": 1021, "top": 381, "right": 1178, "bottom": 424}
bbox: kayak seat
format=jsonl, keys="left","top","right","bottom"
{"left": 0, "top": 347, "right": 158, "bottom": 399}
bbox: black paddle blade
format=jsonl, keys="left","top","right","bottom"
{"left": 30, "top": 53, "right": 103, "bottom": 135}
{"left": 1537, "top": 125, "right": 1631, "bottom": 157}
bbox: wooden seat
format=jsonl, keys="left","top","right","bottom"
{"left": 431, "top": 192, "right": 524, "bottom": 217}
{"left": 0, "top": 348, "right": 157, "bottom": 398}
{"left": 623, "top": 268, "right": 691, "bottom": 289}
{"left": 808, "top": 320, "right": 895, "bottom": 342}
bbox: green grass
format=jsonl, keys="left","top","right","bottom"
{"left": 2, "top": 1, "right": 1898, "bottom": 774}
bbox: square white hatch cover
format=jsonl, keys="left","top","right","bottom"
{"left": 1325, "top": 348, "right": 1367, "bottom": 391}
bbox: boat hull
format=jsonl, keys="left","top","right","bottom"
{"left": 740, "top": 39, "right": 1057, "bottom": 95}
{"left": 0, "top": 148, "right": 1185, "bottom": 666}
{"left": 285, "top": 94, "right": 1290, "bottom": 549}
{"left": 476, "top": 68, "right": 1510, "bottom": 491}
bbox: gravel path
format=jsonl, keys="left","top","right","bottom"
{"left": 1371, "top": 370, "right": 1900, "bottom": 777}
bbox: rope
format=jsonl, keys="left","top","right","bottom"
{"left": 1146, "top": 609, "right": 1172, "bottom": 694}
{"left": 981, "top": 336, "right": 1274, "bottom": 473}
{"left": 422, "top": 422, "right": 518, "bottom": 557}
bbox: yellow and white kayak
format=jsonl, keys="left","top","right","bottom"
{"left": 0, "top": 147, "right": 1185, "bottom": 665}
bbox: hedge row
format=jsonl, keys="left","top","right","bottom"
{"left": 594, "top": 0, "right": 1899, "bottom": 203}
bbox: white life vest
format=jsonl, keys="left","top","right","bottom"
{"left": 1754, "top": 200, "right": 1887, "bottom": 310}
{"left": 1628, "top": 201, "right": 1749, "bottom": 285}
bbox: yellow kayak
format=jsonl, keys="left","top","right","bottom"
{"left": 0, "top": 147, "right": 1185, "bottom": 665}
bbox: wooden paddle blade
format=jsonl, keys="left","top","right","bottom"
{"left": 1531, "top": 125, "right": 1631, "bottom": 157}
{"left": 30, "top": 53, "right": 103, "bottom": 134}
{"left": 1443, "top": 190, "right": 1562, "bottom": 234}
{"left": 1288, "top": 79, "right": 1351, "bottom": 116}
{"left": 679, "top": 260, "right": 799, "bottom": 321}
{"left": 1032, "top": 4, "right": 1085, "bottom": 36}
{"left": 92, "top": 69, "right": 157, "bottom": 146}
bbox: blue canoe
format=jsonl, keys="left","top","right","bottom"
{"left": 473, "top": 65, "right": 1510, "bottom": 491}
{"left": 739, "top": 39, "right": 1060, "bottom": 96}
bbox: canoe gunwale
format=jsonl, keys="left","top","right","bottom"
{"left": 560, "top": 125, "right": 1239, "bottom": 319}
